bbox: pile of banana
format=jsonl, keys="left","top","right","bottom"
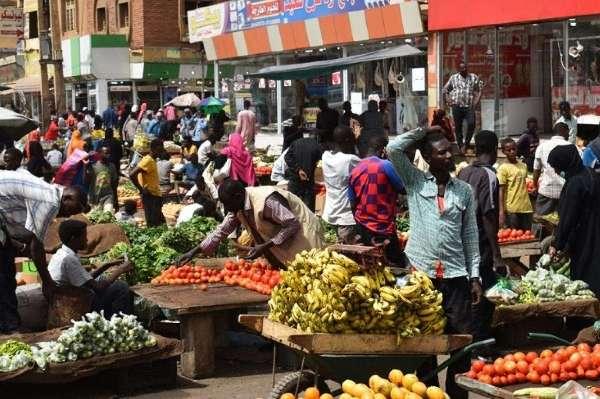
{"left": 268, "top": 248, "right": 447, "bottom": 338}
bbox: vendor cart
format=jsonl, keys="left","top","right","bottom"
{"left": 239, "top": 314, "right": 491, "bottom": 399}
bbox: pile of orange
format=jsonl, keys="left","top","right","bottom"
{"left": 150, "top": 259, "right": 280, "bottom": 295}
{"left": 466, "top": 343, "right": 600, "bottom": 386}
{"left": 497, "top": 228, "right": 536, "bottom": 244}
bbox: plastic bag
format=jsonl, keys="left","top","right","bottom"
{"left": 485, "top": 278, "right": 518, "bottom": 305}
{"left": 557, "top": 380, "right": 599, "bottom": 399}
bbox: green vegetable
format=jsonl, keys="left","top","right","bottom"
{"left": 513, "top": 387, "right": 557, "bottom": 398}
{"left": 0, "top": 340, "right": 32, "bottom": 357}
{"left": 87, "top": 209, "right": 117, "bottom": 224}
{"left": 320, "top": 220, "right": 337, "bottom": 244}
{"left": 396, "top": 217, "right": 410, "bottom": 233}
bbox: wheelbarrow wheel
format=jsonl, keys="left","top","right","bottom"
{"left": 269, "top": 370, "right": 330, "bottom": 399}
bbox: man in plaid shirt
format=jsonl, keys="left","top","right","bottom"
{"left": 443, "top": 61, "right": 483, "bottom": 153}
{"left": 349, "top": 136, "right": 405, "bottom": 266}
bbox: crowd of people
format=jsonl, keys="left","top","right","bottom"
{"left": 1, "top": 83, "right": 600, "bottom": 397}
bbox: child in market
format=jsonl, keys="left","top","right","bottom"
{"left": 115, "top": 199, "right": 137, "bottom": 224}
{"left": 48, "top": 219, "right": 133, "bottom": 317}
{"left": 498, "top": 138, "right": 534, "bottom": 230}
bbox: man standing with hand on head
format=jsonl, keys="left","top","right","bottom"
{"left": 387, "top": 126, "right": 481, "bottom": 399}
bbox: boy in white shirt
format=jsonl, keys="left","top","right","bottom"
{"left": 45, "top": 143, "right": 63, "bottom": 169}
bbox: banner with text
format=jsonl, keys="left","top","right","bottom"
{"left": 0, "top": 7, "right": 23, "bottom": 50}
{"left": 188, "top": 3, "right": 229, "bottom": 43}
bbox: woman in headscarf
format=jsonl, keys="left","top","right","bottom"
{"left": 54, "top": 148, "right": 90, "bottom": 193}
{"left": 220, "top": 133, "right": 256, "bottom": 186}
{"left": 67, "top": 129, "right": 85, "bottom": 157}
{"left": 549, "top": 144, "right": 600, "bottom": 296}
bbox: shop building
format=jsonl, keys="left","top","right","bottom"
{"left": 189, "top": 0, "right": 428, "bottom": 134}
{"left": 59, "top": 0, "right": 205, "bottom": 113}
{"left": 427, "top": 0, "right": 600, "bottom": 136}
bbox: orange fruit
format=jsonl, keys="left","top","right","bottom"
{"left": 389, "top": 369, "right": 404, "bottom": 385}
{"left": 320, "top": 394, "right": 334, "bottom": 399}
{"left": 280, "top": 394, "right": 295, "bottom": 399}
{"left": 411, "top": 381, "right": 427, "bottom": 397}
{"left": 304, "top": 387, "right": 320, "bottom": 399}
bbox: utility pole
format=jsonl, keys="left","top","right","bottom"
{"left": 37, "top": 0, "right": 51, "bottom": 130}
{"left": 49, "top": 0, "right": 65, "bottom": 114}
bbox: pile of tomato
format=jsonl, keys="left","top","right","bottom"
{"left": 467, "top": 344, "right": 600, "bottom": 386}
{"left": 497, "top": 228, "right": 536, "bottom": 244}
{"left": 150, "top": 259, "right": 281, "bottom": 295}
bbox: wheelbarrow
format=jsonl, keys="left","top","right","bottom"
{"left": 238, "top": 315, "right": 495, "bottom": 399}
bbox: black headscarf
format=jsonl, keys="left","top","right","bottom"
{"left": 548, "top": 145, "right": 584, "bottom": 179}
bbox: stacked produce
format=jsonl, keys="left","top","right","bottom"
{"left": 91, "top": 216, "right": 229, "bottom": 285}
{"left": 497, "top": 228, "right": 536, "bottom": 244}
{"left": 31, "top": 312, "right": 157, "bottom": 369}
{"left": 269, "top": 249, "right": 446, "bottom": 336}
{"left": 162, "top": 202, "right": 184, "bottom": 223}
{"left": 253, "top": 154, "right": 275, "bottom": 176}
{"left": 518, "top": 268, "right": 594, "bottom": 304}
{"left": 0, "top": 340, "right": 33, "bottom": 372}
{"left": 466, "top": 344, "right": 600, "bottom": 387}
{"left": 86, "top": 209, "right": 117, "bottom": 224}
{"left": 396, "top": 217, "right": 410, "bottom": 249}
{"left": 151, "top": 259, "right": 281, "bottom": 295}
{"left": 281, "top": 369, "right": 447, "bottom": 399}
{"left": 117, "top": 180, "right": 138, "bottom": 199}
{"left": 537, "top": 254, "right": 570, "bottom": 276}
{"left": 320, "top": 220, "right": 338, "bottom": 244}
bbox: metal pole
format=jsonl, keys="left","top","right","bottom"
{"left": 214, "top": 61, "right": 219, "bottom": 98}
{"left": 494, "top": 28, "right": 501, "bottom": 134}
{"left": 342, "top": 46, "right": 349, "bottom": 101}
{"left": 563, "top": 20, "right": 569, "bottom": 101}
{"left": 37, "top": 0, "right": 50, "bottom": 130}
{"left": 276, "top": 55, "right": 282, "bottom": 135}
{"left": 49, "top": 0, "right": 65, "bottom": 114}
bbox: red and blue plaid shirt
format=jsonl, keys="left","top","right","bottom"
{"left": 349, "top": 157, "right": 404, "bottom": 234}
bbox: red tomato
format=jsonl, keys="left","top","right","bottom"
{"left": 540, "top": 374, "right": 551, "bottom": 385}
{"left": 506, "top": 374, "right": 516, "bottom": 385}
{"left": 570, "top": 352, "right": 583, "bottom": 366}
{"left": 581, "top": 357, "right": 593, "bottom": 370}
{"left": 577, "top": 366, "right": 586, "bottom": 378}
{"left": 549, "top": 360, "right": 561, "bottom": 374}
{"left": 559, "top": 372, "right": 569, "bottom": 382}
{"left": 566, "top": 346, "right": 578, "bottom": 356}
{"left": 578, "top": 343, "right": 592, "bottom": 353}
{"left": 563, "top": 360, "right": 576, "bottom": 372}
{"left": 568, "top": 371, "right": 578, "bottom": 380}
{"left": 591, "top": 353, "right": 600, "bottom": 367}
{"left": 479, "top": 374, "right": 491, "bottom": 385}
{"left": 483, "top": 364, "right": 495, "bottom": 377}
{"left": 494, "top": 363, "right": 505, "bottom": 376}
{"left": 515, "top": 372, "right": 527, "bottom": 383}
{"left": 504, "top": 354, "right": 515, "bottom": 362}
{"left": 514, "top": 352, "right": 526, "bottom": 362}
{"left": 593, "top": 344, "right": 600, "bottom": 353}
{"left": 550, "top": 373, "right": 559, "bottom": 384}
{"left": 504, "top": 360, "right": 517, "bottom": 374}
{"left": 467, "top": 370, "right": 477, "bottom": 379}
{"left": 527, "top": 371, "right": 540, "bottom": 384}
{"left": 526, "top": 352, "right": 538, "bottom": 363}
{"left": 517, "top": 360, "right": 529, "bottom": 374}
{"left": 586, "top": 369, "right": 600, "bottom": 380}
{"left": 499, "top": 376, "right": 507, "bottom": 386}
{"left": 540, "top": 349, "right": 554, "bottom": 359}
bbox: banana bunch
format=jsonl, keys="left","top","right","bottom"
{"left": 268, "top": 249, "right": 447, "bottom": 338}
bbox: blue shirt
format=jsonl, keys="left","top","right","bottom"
{"left": 182, "top": 163, "right": 200, "bottom": 182}
{"left": 387, "top": 128, "right": 480, "bottom": 279}
{"left": 102, "top": 108, "right": 117, "bottom": 129}
{"left": 146, "top": 119, "right": 161, "bottom": 137}
{"left": 192, "top": 118, "right": 207, "bottom": 142}
{"left": 582, "top": 147, "right": 599, "bottom": 170}
{"left": 180, "top": 116, "right": 195, "bottom": 138}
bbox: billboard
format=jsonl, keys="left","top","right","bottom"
{"left": 188, "top": 3, "right": 229, "bottom": 43}
{"left": 0, "top": 6, "right": 23, "bottom": 50}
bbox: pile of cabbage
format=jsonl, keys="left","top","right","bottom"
{"left": 518, "top": 268, "right": 595, "bottom": 304}
{"left": 0, "top": 340, "right": 33, "bottom": 372}
{"left": 32, "top": 312, "right": 157, "bottom": 369}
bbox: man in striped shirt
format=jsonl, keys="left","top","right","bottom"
{"left": 0, "top": 170, "right": 88, "bottom": 333}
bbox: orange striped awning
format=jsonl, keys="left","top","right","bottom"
{"left": 202, "top": 1, "right": 423, "bottom": 61}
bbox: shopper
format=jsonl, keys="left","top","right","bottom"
{"left": 322, "top": 126, "right": 360, "bottom": 244}
{"left": 458, "top": 130, "right": 504, "bottom": 341}
{"left": 129, "top": 139, "right": 165, "bottom": 226}
{"left": 48, "top": 219, "right": 133, "bottom": 318}
{"left": 101, "top": 128, "right": 123, "bottom": 175}
{"left": 358, "top": 100, "right": 384, "bottom": 157}
{"left": 198, "top": 128, "right": 215, "bottom": 166}
{"left": 122, "top": 111, "right": 139, "bottom": 146}
{"left": 0, "top": 173, "right": 88, "bottom": 333}
{"left": 549, "top": 145, "right": 600, "bottom": 296}
{"left": 140, "top": 110, "right": 154, "bottom": 133}
{"left": 516, "top": 117, "right": 540, "bottom": 171}
{"left": 379, "top": 100, "right": 391, "bottom": 136}
{"left": 178, "top": 180, "right": 325, "bottom": 269}
{"left": 285, "top": 135, "right": 323, "bottom": 211}
{"left": 387, "top": 127, "right": 481, "bottom": 399}
{"left": 498, "top": 138, "right": 533, "bottom": 229}
{"left": 349, "top": 135, "right": 404, "bottom": 264}
{"left": 89, "top": 145, "right": 118, "bottom": 212}
{"left": 102, "top": 105, "right": 118, "bottom": 130}
{"left": 339, "top": 101, "right": 359, "bottom": 127}
{"left": 532, "top": 122, "right": 573, "bottom": 215}
{"left": 209, "top": 109, "right": 229, "bottom": 141}
{"left": 26, "top": 141, "right": 52, "bottom": 180}
{"left": 179, "top": 108, "right": 196, "bottom": 140}
{"left": 66, "top": 129, "right": 85, "bottom": 157}
{"left": 156, "top": 152, "right": 174, "bottom": 194}
{"left": 45, "top": 143, "right": 64, "bottom": 170}
{"left": 3, "top": 147, "right": 22, "bottom": 171}
{"left": 582, "top": 136, "right": 600, "bottom": 170}
{"left": 556, "top": 100, "right": 578, "bottom": 144}
{"left": 220, "top": 133, "right": 257, "bottom": 187}
{"left": 283, "top": 115, "right": 305, "bottom": 151}
{"left": 235, "top": 100, "right": 257, "bottom": 150}
{"left": 315, "top": 97, "right": 339, "bottom": 144}
{"left": 45, "top": 115, "right": 60, "bottom": 141}
{"left": 443, "top": 61, "right": 483, "bottom": 154}
{"left": 115, "top": 200, "right": 137, "bottom": 224}
{"left": 191, "top": 111, "right": 207, "bottom": 148}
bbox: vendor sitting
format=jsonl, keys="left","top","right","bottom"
{"left": 48, "top": 219, "right": 133, "bottom": 317}
{"left": 178, "top": 180, "right": 325, "bottom": 268}
{"left": 174, "top": 152, "right": 202, "bottom": 189}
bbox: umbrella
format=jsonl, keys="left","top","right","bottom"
{"left": 165, "top": 93, "right": 201, "bottom": 107}
{"left": 200, "top": 96, "right": 224, "bottom": 115}
{"left": 0, "top": 107, "right": 39, "bottom": 142}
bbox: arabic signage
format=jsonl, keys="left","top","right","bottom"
{"left": 188, "top": 2, "right": 229, "bottom": 43}
{"left": 189, "top": 0, "right": 392, "bottom": 41}
{"left": 0, "top": 7, "right": 23, "bottom": 50}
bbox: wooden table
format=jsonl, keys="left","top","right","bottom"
{"left": 132, "top": 283, "right": 268, "bottom": 379}
{"left": 500, "top": 240, "right": 542, "bottom": 273}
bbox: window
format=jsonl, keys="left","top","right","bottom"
{"left": 118, "top": 1, "right": 129, "bottom": 28}
{"left": 26, "top": 11, "right": 38, "bottom": 39}
{"left": 96, "top": 7, "right": 106, "bottom": 32}
{"left": 64, "top": 0, "right": 76, "bottom": 32}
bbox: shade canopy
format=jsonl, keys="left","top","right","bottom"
{"left": 166, "top": 93, "right": 202, "bottom": 107}
{"left": 246, "top": 44, "right": 422, "bottom": 80}
{"left": 0, "top": 107, "right": 39, "bottom": 142}
{"left": 200, "top": 96, "right": 225, "bottom": 114}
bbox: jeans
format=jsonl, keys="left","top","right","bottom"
{"left": 92, "top": 279, "right": 133, "bottom": 318}
{"left": 287, "top": 178, "right": 316, "bottom": 212}
{"left": 0, "top": 242, "right": 19, "bottom": 333}
{"left": 452, "top": 106, "right": 475, "bottom": 148}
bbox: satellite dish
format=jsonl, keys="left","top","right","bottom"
{"left": 569, "top": 41, "right": 584, "bottom": 58}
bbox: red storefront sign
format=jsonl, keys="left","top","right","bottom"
{"left": 429, "top": 0, "right": 600, "bottom": 31}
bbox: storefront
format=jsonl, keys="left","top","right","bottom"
{"left": 190, "top": 0, "right": 427, "bottom": 133}
{"left": 428, "top": 0, "right": 600, "bottom": 136}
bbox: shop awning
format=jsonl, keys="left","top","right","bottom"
{"left": 12, "top": 76, "right": 42, "bottom": 93}
{"left": 246, "top": 44, "right": 422, "bottom": 80}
